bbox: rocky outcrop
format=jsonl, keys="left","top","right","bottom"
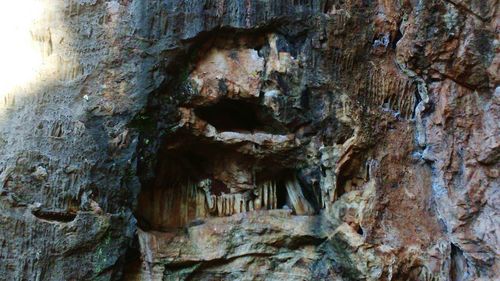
{"left": 0, "top": 0, "right": 497, "bottom": 280}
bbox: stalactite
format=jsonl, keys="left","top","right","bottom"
{"left": 263, "top": 182, "right": 268, "bottom": 209}
{"left": 272, "top": 182, "right": 277, "bottom": 209}
{"left": 216, "top": 194, "right": 223, "bottom": 216}
{"left": 233, "top": 193, "right": 242, "bottom": 214}
{"left": 254, "top": 189, "right": 262, "bottom": 210}
{"left": 285, "top": 178, "right": 315, "bottom": 215}
{"left": 139, "top": 175, "right": 320, "bottom": 229}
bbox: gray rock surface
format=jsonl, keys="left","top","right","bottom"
{"left": 0, "top": 0, "right": 497, "bottom": 280}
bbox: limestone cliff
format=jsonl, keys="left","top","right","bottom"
{"left": 0, "top": 1, "right": 498, "bottom": 280}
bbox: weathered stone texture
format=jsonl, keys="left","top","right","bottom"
{"left": 0, "top": 0, "right": 497, "bottom": 280}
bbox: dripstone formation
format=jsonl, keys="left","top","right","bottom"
{"left": 0, "top": 1, "right": 498, "bottom": 281}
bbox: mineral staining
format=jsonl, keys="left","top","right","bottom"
{"left": 0, "top": 1, "right": 497, "bottom": 280}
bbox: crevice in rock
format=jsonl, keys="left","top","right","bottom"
{"left": 31, "top": 208, "right": 76, "bottom": 223}
{"left": 356, "top": 226, "right": 363, "bottom": 236}
{"left": 121, "top": 234, "right": 142, "bottom": 281}
{"left": 412, "top": 87, "right": 422, "bottom": 119}
{"left": 391, "top": 28, "right": 403, "bottom": 50}
{"left": 450, "top": 243, "right": 467, "bottom": 281}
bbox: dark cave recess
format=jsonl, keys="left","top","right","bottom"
{"left": 194, "top": 98, "right": 288, "bottom": 134}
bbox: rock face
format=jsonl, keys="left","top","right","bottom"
{"left": 0, "top": 0, "right": 498, "bottom": 280}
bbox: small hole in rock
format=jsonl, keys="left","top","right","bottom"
{"left": 357, "top": 226, "right": 364, "bottom": 236}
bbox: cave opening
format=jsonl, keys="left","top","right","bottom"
{"left": 134, "top": 32, "right": 316, "bottom": 233}
{"left": 135, "top": 103, "right": 315, "bottom": 231}
{"left": 195, "top": 99, "right": 262, "bottom": 132}
{"left": 136, "top": 143, "right": 319, "bottom": 231}
{"left": 135, "top": 139, "right": 233, "bottom": 231}
{"left": 255, "top": 169, "right": 296, "bottom": 210}
{"left": 194, "top": 99, "right": 287, "bottom": 134}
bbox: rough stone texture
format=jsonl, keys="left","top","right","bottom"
{"left": 0, "top": 0, "right": 498, "bottom": 280}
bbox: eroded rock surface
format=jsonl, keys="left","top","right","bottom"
{"left": 0, "top": 0, "right": 498, "bottom": 280}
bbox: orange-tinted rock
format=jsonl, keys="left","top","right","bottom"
{"left": 0, "top": 0, "right": 497, "bottom": 280}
